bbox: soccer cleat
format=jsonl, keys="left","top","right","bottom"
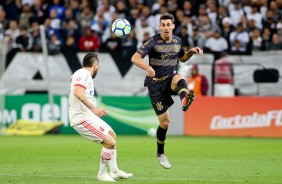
{"left": 157, "top": 154, "right": 171, "bottom": 169}
{"left": 182, "top": 90, "right": 195, "bottom": 111}
{"left": 97, "top": 173, "right": 116, "bottom": 182}
{"left": 110, "top": 170, "right": 133, "bottom": 180}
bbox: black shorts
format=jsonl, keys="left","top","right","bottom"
{"left": 148, "top": 75, "right": 178, "bottom": 116}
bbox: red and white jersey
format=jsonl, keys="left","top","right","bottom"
{"left": 69, "top": 68, "right": 96, "bottom": 126}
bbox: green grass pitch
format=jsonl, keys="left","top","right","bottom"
{"left": 0, "top": 135, "right": 282, "bottom": 184}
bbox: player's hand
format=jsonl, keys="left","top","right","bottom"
{"left": 189, "top": 47, "right": 203, "bottom": 55}
{"left": 93, "top": 107, "right": 107, "bottom": 117}
{"left": 146, "top": 66, "right": 155, "bottom": 77}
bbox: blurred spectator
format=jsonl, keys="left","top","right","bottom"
{"left": 192, "top": 4, "right": 207, "bottom": 29}
{"left": 16, "top": 26, "right": 33, "bottom": 51}
{"left": 154, "top": 5, "right": 169, "bottom": 33}
{"left": 247, "top": 19, "right": 257, "bottom": 34}
{"left": 30, "top": 21, "right": 42, "bottom": 52}
{"left": 6, "top": 0, "right": 22, "bottom": 22}
{"left": 96, "top": 0, "right": 116, "bottom": 24}
{"left": 205, "top": 29, "right": 228, "bottom": 60}
{"left": 44, "top": 18, "right": 61, "bottom": 41}
{"left": 49, "top": 0, "right": 65, "bottom": 20}
{"left": 266, "top": 33, "right": 282, "bottom": 50}
{"left": 135, "top": 6, "right": 155, "bottom": 31}
{"left": 262, "top": 10, "right": 277, "bottom": 35}
{"left": 218, "top": 0, "right": 231, "bottom": 7}
{"left": 261, "top": 27, "right": 271, "bottom": 50}
{"left": 276, "top": 22, "right": 282, "bottom": 40}
{"left": 0, "top": 9, "right": 8, "bottom": 40}
{"left": 122, "top": 30, "right": 138, "bottom": 55}
{"left": 22, "top": 0, "right": 34, "bottom": 6}
{"left": 61, "top": 35, "right": 81, "bottom": 72}
{"left": 269, "top": 1, "right": 281, "bottom": 22}
{"left": 187, "top": 64, "right": 209, "bottom": 96}
{"left": 229, "top": 0, "right": 245, "bottom": 27}
{"left": 174, "top": 9, "right": 185, "bottom": 34}
{"left": 31, "top": 0, "right": 48, "bottom": 24}
{"left": 19, "top": 3, "right": 34, "bottom": 29}
{"left": 176, "top": 26, "right": 191, "bottom": 50}
{"left": 214, "top": 52, "right": 234, "bottom": 84}
{"left": 260, "top": 0, "right": 268, "bottom": 20}
{"left": 62, "top": 35, "right": 79, "bottom": 51}
{"left": 49, "top": 9, "right": 61, "bottom": 31}
{"left": 251, "top": 28, "right": 262, "bottom": 51}
{"left": 91, "top": 13, "right": 111, "bottom": 44}
{"left": 247, "top": 5, "right": 262, "bottom": 30}
{"left": 199, "top": 16, "right": 213, "bottom": 33}
{"left": 104, "top": 33, "right": 122, "bottom": 53}
{"left": 216, "top": 6, "right": 228, "bottom": 27}
{"left": 79, "top": 27, "right": 100, "bottom": 52}
{"left": 48, "top": 33, "right": 61, "bottom": 55}
{"left": 151, "top": 0, "right": 167, "bottom": 15}
{"left": 62, "top": 19, "right": 81, "bottom": 43}
{"left": 142, "top": 32, "right": 150, "bottom": 44}
{"left": 175, "top": 15, "right": 193, "bottom": 36}
{"left": 127, "top": 8, "right": 139, "bottom": 27}
{"left": 190, "top": 27, "right": 205, "bottom": 48}
{"left": 221, "top": 17, "right": 233, "bottom": 39}
{"left": 5, "top": 20, "right": 20, "bottom": 49}
{"left": 207, "top": 1, "right": 218, "bottom": 27}
{"left": 229, "top": 23, "right": 250, "bottom": 54}
{"left": 5, "top": 24, "right": 31, "bottom": 68}
{"left": 114, "top": 0, "right": 129, "bottom": 19}
{"left": 77, "top": 5, "right": 94, "bottom": 33}
{"left": 68, "top": 0, "right": 80, "bottom": 20}
{"left": 182, "top": 1, "right": 193, "bottom": 17}
{"left": 62, "top": 8, "right": 74, "bottom": 28}
{"left": 135, "top": 18, "right": 155, "bottom": 48}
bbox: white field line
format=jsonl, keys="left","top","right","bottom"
{"left": 0, "top": 173, "right": 281, "bottom": 183}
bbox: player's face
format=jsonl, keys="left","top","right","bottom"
{"left": 160, "top": 19, "right": 175, "bottom": 40}
{"left": 92, "top": 63, "right": 99, "bottom": 78}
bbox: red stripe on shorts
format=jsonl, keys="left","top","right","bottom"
{"left": 81, "top": 121, "right": 105, "bottom": 139}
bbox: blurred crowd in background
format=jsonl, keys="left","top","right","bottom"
{"left": 1, "top": 0, "right": 282, "bottom": 60}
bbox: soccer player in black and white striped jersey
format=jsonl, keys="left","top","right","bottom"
{"left": 131, "top": 13, "right": 203, "bottom": 169}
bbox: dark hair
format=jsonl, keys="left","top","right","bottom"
{"left": 82, "top": 52, "right": 99, "bottom": 67}
{"left": 160, "top": 13, "right": 175, "bottom": 23}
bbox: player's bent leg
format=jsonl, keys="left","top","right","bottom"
{"left": 171, "top": 75, "right": 194, "bottom": 111}
{"left": 182, "top": 89, "right": 194, "bottom": 111}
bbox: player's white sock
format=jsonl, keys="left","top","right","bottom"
{"left": 109, "top": 146, "right": 119, "bottom": 173}
{"left": 98, "top": 147, "right": 113, "bottom": 176}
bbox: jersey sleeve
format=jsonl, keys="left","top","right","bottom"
{"left": 178, "top": 39, "right": 185, "bottom": 58}
{"left": 74, "top": 70, "right": 89, "bottom": 89}
{"left": 137, "top": 37, "right": 155, "bottom": 58}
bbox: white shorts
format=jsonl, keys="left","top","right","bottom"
{"left": 72, "top": 115, "right": 112, "bottom": 144}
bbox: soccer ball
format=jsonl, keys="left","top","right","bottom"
{"left": 111, "top": 19, "right": 131, "bottom": 38}
{"left": 147, "top": 128, "right": 157, "bottom": 137}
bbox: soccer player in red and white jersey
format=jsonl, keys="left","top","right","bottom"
{"left": 69, "top": 52, "right": 132, "bottom": 182}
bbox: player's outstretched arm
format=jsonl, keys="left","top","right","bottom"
{"left": 74, "top": 86, "right": 107, "bottom": 117}
{"left": 179, "top": 47, "right": 203, "bottom": 63}
{"left": 131, "top": 52, "right": 155, "bottom": 77}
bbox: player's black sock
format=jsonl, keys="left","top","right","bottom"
{"left": 176, "top": 79, "right": 188, "bottom": 100}
{"left": 157, "top": 126, "right": 167, "bottom": 155}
